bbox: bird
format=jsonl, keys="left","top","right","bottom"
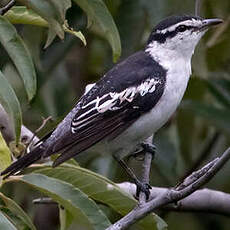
{"left": 1, "top": 15, "right": 222, "bottom": 198}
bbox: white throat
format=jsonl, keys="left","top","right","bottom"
{"left": 143, "top": 41, "right": 194, "bottom": 133}
{"left": 145, "top": 41, "right": 194, "bottom": 73}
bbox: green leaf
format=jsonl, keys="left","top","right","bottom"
{"left": 141, "top": 0, "right": 168, "bottom": 27}
{"left": 4, "top": 6, "right": 47, "bottom": 26}
{"left": 46, "top": 0, "right": 72, "bottom": 47}
{"left": 62, "top": 24, "right": 86, "bottom": 46}
{"left": 73, "top": 0, "right": 121, "bottom": 61}
{"left": 0, "top": 71, "right": 22, "bottom": 143}
{"left": 19, "top": 173, "right": 111, "bottom": 230}
{"left": 182, "top": 100, "right": 230, "bottom": 134}
{"left": 0, "top": 132, "right": 11, "bottom": 172}
{"left": 0, "top": 192, "right": 36, "bottom": 230}
{"left": 59, "top": 205, "right": 75, "bottom": 230}
{"left": 49, "top": 0, "right": 71, "bottom": 21}
{"left": 205, "top": 77, "right": 230, "bottom": 108}
{"left": 0, "top": 211, "right": 17, "bottom": 230}
{"left": 16, "top": 0, "right": 65, "bottom": 47}
{"left": 177, "top": 77, "right": 206, "bottom": 166}
{"left": 0, "top": 16, "right": 36, "bottom": 101}
{"left": 4, "top": 6, "right": 86, "bottom": 45}
{"left": 116, "top": 0, "right": 145, "bottom": 58}
{"left": 59, "top": 205, "right": 67, "bottom": 230}
{"left": 206, "top": 80, "right": 230, "bottom": 108}
{"left": 34, "top": 164, "right": 167, "bottom": 230}
{"left": 215, "top": 78, "right": 230, "bottom": 92}
{"left": 154, "top": 127, "right": 179, "bottom": 184}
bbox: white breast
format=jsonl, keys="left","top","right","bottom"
{"left": 108, "top": 55, "right": 192, "bottom": 158}
{"left": 133, "top": 57, "right": 190, "bottom": 134}
{"left": 150, "top": 56, "right": 191, "bottom": 130}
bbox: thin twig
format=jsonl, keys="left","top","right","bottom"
{"left": 0, "top": 0, "right": 15, "bottom": 15}
{"left": 27, "top": 116, "right": 52, "bottom": 149}
{"left": 106, "top": 147, "right": 230, "bottom": 230}
{"left": 195, "top": 0, "right": 202, "bottom": 16}
{"left": 21, "top": 125, "right": 40, "bottom": 149}
{"left": 175, "top": 157, "right": 219, "bottom": 190}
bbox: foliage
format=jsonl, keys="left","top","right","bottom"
{"left": 0, "top": 132, "right": 11, "bottom": 171}
{"left": 0, "top": 0, "right": 229, "bottom": 229}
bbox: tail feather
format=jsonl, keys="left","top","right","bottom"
{"left": 1, "top": 146, "right": 44, "bottom": 178}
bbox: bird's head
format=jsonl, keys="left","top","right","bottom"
{"left": 146, "top": 15, "right": 223, "bottom": 60}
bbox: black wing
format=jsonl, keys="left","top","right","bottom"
{"left": 48, "top": 51, "right": 167, "bottom": 166}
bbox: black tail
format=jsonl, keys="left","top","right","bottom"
{"left": 1, "top": 146, "right": 44, "bottom": 178}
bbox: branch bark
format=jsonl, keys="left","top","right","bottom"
{"left": 0, "top": 0, "right": 15, "bottom": 16}
{"left": 107, "top": 147, "right": 230, "bottom": 230}
{"left": 0, "top": 104, "right": 39, "bottom": 147}
{"left": 118, "top": 183, "right": 230, "bottom": 216}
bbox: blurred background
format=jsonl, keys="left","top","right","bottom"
{"left": 0, "top": 0, "right": 230, "bottom": 229}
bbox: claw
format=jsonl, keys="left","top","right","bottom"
{"left": 135, "top": 180, "right": 152, "bottom": 200}
{"left": 129, "top": 143, "right": 156, "bottom": 161}
{"left": 141, "top": 142, "right": 156, "bottom": 157}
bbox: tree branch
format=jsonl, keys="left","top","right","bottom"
{"left": 0, "top": 104, "right": 39, "bottom": 147}
{"left": 118, "top": 183, "right": 230, "bottom": 216}
{"left": 107, "top": 147, "right": 230, "bottom": 230}
{"left": 0, "top": 0, "right": 15, "bottom": 16}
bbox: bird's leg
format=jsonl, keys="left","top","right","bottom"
{"left": 114, "top": 144, "right": 155, "bottom": 200}
{"left": 140, "top": 141, "right": 156, "bottom": 159}
{"left": 114, "top": 155, "right": 151, "bottom": 199}
{"left": 138, "top": 141, "right": 156, "bottom": 202}
{"left": 128, "top": 141, "right": 156, "bottom": 162}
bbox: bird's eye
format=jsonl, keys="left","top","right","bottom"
{"left": 177, "top": 25, "right": 187, "bottom": 32}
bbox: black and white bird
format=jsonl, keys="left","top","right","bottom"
{"left": 1, "top": 15, "right": 222, "bottom": 197}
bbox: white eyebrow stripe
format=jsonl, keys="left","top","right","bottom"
{"left": 156, "top": 19, "right": 201, "bottom": 34}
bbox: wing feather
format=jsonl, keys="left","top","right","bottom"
{"left": 53, "top": 110, "right": 132, "bottom": 166}
{"left": 44, "top": 51, "right": 166, "bottom": 160}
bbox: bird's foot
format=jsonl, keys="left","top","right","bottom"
{"left": 135, "top": 179, "right": 152, "bottom": 200}
{"left": 141, "top": 142, "right": 156, "bottom": 157}
{"left": 129, "top": 142, "right": 156, "bottom": 161}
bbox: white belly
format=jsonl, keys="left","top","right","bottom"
{"left": 108, "top": 58, "right": 191, "bottom": 158}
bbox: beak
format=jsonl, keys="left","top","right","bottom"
{"left": 199, "top": 18, "right": 223, "bottom": 31}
